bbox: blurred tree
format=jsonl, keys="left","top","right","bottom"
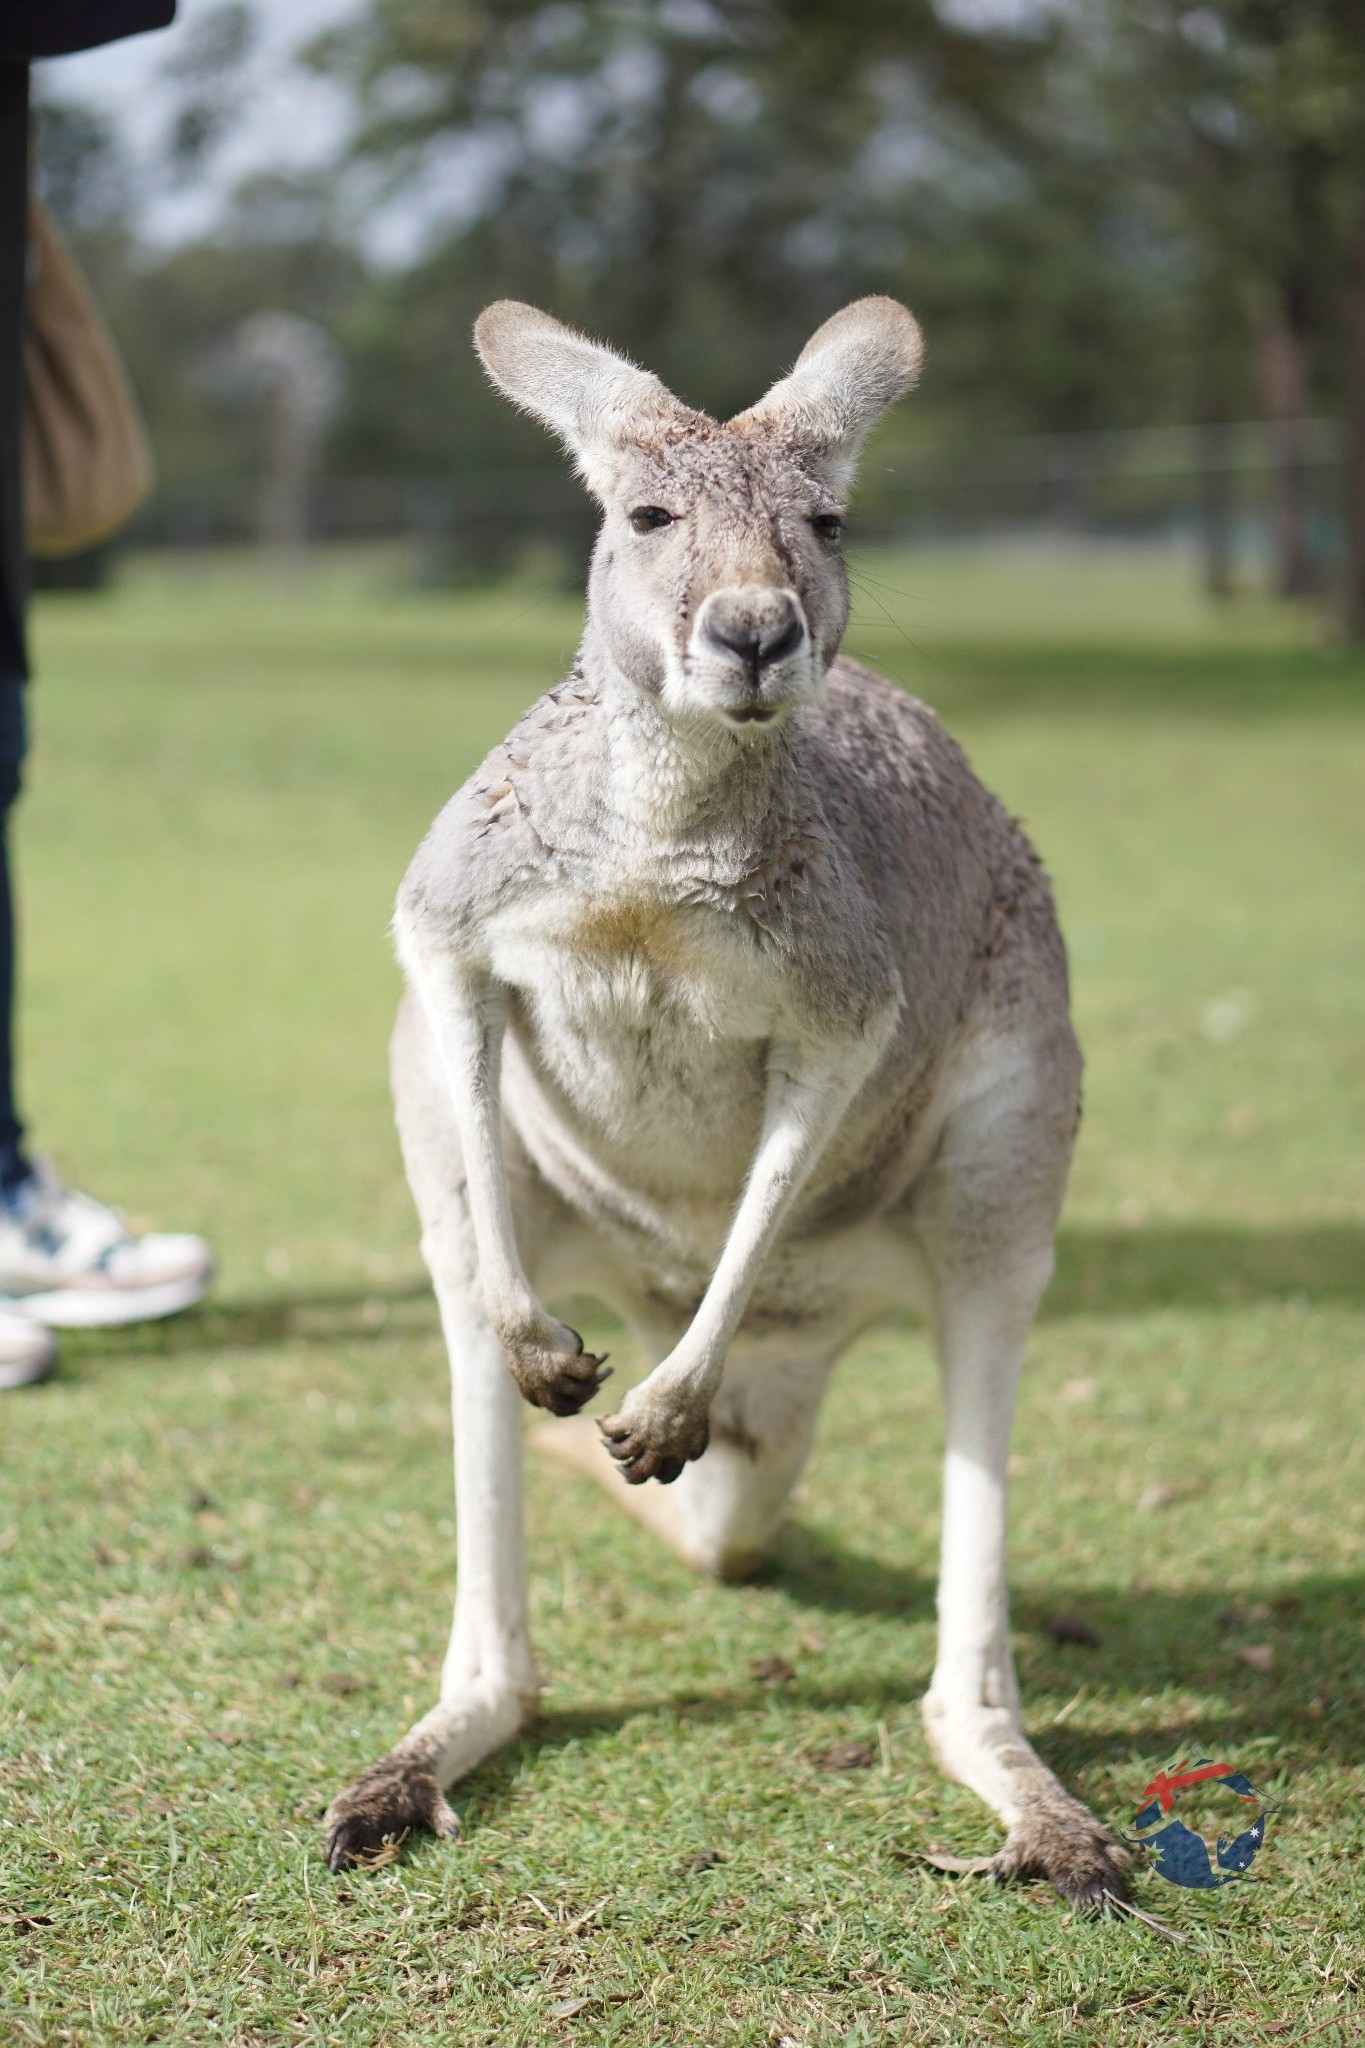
{"left": 158, "top": 0, "right": 257, "bottom": 180}
{"left": 54, "top": 166, "right": 364, "bottom": 503}
{"left": 32, "top": 94, "right": 131, "bottom": 235}
{"left": 1106, "top": 0, "right": 1365, "bottom": 619}
{"left": 232, "top": 312, "right": 343, "bottom": 568}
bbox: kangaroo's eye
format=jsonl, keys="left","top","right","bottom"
{"left": 811, "top": 513, "right": 843, "bottom": 542}
{"left": 629, "top": 505, "right": 675, "bottom": 534}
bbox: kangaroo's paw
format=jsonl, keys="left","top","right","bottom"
{"left": 598, "top": 1388, "right": 710, "bottom": 1485}
{"left": 504, "top": 1321, "right": 612, "bottom": 1417}
{"left": 324, "top": 1754, "right": 459, "bottom": 1873}
{"left": 992, "top": 1787, "right": 1131, "bottom": 1913}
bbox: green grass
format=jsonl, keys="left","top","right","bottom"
{"left": 2, "top": 541, "right": 1362, "bottom": 2046}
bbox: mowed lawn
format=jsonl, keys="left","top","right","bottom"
{"left": 1, "top": 544, "right": 1362, "bottom": 2046}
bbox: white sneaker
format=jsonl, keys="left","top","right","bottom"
{"left": 0, "top": 1160, "right": 214, "bottom": 1329}
{"left": 0, "top": 1305, "right": 57, "bottom": 1388}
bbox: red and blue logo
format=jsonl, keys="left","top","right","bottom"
{"left": 1124, "top": 1756, "right": 1271, "bottom": 1889}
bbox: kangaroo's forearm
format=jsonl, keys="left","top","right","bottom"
{"left": 599, "top": 1016, "right": 895, "bottom": 1480}
{"left": 670, "top": 1080, "right": 848, "bottom": 1386}
{"left": 399, "top": 925, "right": 610, "bottom": 1414}
{"left": 402, "top": 941, "right": 531, "bottom": 1330}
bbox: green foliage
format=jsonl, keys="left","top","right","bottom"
{"left": 1, "top": 547, "right": 1362, "bottom": 2042}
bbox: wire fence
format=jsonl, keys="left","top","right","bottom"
{"left": 37, "top": 418, "right": 1350, "bottom": 591}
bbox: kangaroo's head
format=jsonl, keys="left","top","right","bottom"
{"left": 474, "top": 298, "right": 923, "bottom": 736}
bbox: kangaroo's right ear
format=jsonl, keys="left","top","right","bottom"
{"left": 474, "top": 302, "right": 690, "bottom": 496}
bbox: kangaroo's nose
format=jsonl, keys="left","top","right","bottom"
{"left": 701, "top": 591, "right": 805, "bottom": 671}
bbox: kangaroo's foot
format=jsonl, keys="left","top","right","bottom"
{"left": 991, "top": 1784, "right": 1130, "bottom": 1912}
{"left": 923, "top": 1693, "right": 1129, "bottom": 1914}
{"left": 324, "top": 1754, "right": 459, "bottom": 1872}
{"left": 325, "top": 1678, "right": 535, "bottom": 1873}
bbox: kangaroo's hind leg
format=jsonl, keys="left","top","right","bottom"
{"left": 324, "top": 996, "right": 540, "bottom": 1871}
{"left": 912, "top": 1040, "right": 1129, "bottom": 1911}
{"left": 324, "top": 1276, "right": 536, "bottom": 1869}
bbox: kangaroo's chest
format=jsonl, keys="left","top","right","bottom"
{"left": 487, "top": 880, "right": 791, "bottom": 1189}
{"left": 488, "top": 881, "right": 785, "bottom": 1042}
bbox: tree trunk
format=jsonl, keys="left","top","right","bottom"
{"left": 258, "top": 377, "right": 310, "bottom": 575}
{"left": 1342, "top": 194, "right": 1365, "bottom": 642}
{"left": 623, "top": 45, "right": 698, "bottom": 381}
{"left": 1198, "top": 419, "right": 1234, "bottom": 600}
{"left": 1187, "top": 192, "right": 1240, "bottom": 600}
{"left": 1257, "top": 308, "right": 1316, "bottom": 599}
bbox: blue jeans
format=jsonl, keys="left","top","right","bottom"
{"left": 0, "top": 731, "right": 23, "bottom": 1185}
{"left": 0, "top": 64, "right": 31, "bottom": 1183}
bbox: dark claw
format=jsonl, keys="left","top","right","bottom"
{"left": 542, "top": 1387, "right": 583, "bottom": 1417}
{"left": 992, "top": 1799, "right": 1130, "bottom": 1914}
{"left": 598, "top": 1430, "right": 697, "bottom": 1486}
{"left": 529, "top": 1340, "right": 612, "bottom": 1416}
{"left": 326, "top": 1817, "right": 409, "bottom": 1874}
{"left": 323, "top": 1760, "right": 458, "bottom": 1873}
{"left": 598, "top": 1410, "right": 709, "bottom": 1485}
{"left": 562, "top": 1361, "right": 610, "bottom": 1388}
{"left": 563, "top": 1332, "right": 609, "bottom": 1374}
{"left": 1055, "top": 1865, "right": 1129, "bottom": 1915}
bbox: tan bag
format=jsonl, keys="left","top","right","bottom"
{"left": 23, "top": 198, "right": 153, "bottom": 557}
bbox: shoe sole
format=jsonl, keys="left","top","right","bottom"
{"left": 0, "top": 1348, "right": 58, "bottom": 1389}
{"left": 10, "top": 1271, "right": 212, "bottom": 1329}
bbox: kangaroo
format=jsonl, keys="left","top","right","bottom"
{"left": 322, "top": 297, "right": 1128, "bottom": 1910}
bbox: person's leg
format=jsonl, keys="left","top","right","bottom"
{"left": 0, "top": 69, "right": 211, "bottom": 1347}
{"left": 0, "top": 62, "right": 32, "bottom": 1192}
{"left": 0, "top": 61, "right": 51, "bottom": 1380}
{"left": 0, "top": 63, "right": 27, "bottom": 688}
{"left": 0, "top": 754, "right": 29, "bottom": 1192}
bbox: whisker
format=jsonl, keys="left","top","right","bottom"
{"left": 846, "top": 574, "right": 945, "bottom": 675}
{"left": 845, "top": 561, "right": 933, "bottom": 605}
{"left": 489, "top": 582, "right": 568, "bottom": 631}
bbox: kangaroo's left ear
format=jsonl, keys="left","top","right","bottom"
{"left": 732, "top": 297, "right": 924, "bottom": 491}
